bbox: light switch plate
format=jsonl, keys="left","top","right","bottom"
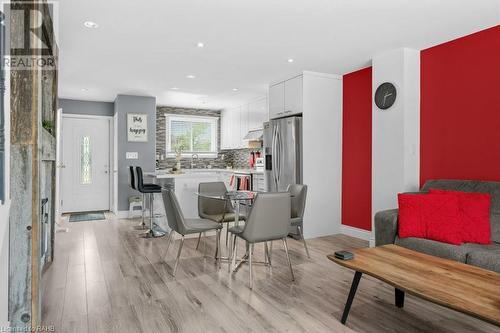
{"left": 126, "top": 152, "right": 139, "bottom": 159}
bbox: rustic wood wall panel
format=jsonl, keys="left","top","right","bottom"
{"left": 8, "top": 0, "right": 58, "bottom": 329}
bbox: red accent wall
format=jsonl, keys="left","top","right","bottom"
{"left": 421, "top": 25, "right": 500, "bottom": 185}
{"left": 342, "top": 67, "right": 372, "bottom": 231}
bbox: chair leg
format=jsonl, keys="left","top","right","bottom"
{"left": 195, "top": 232, "right": 202, "bottom": 250}
{"left": 264, "top": 242, "right": 271, "bottom": 266}
{"left": 228, "top": 233, "right": 233, "bottom": 273}
{"left": 282, "top": 238, "right": 295, "bottom": 281}
{"left": 203, "top": 232, "right": 207, "bottom": 257}
{"left": 225, "top": 223, "right": 229, "bottom": 247}
{"left": 229, "top": 234, "right": 237, "bottom": 273}
{"left": 173, "top": 236, "right": 185, "bottom": 277}
{"left": 297, "top": 225, "right": 310, "bottom": 258}
{"left": 249, "top": 243, "right": 254, "bottom": 289}
{"left": 215, "top": 229, "right": 221, "bottom": 269}
{"left": 163, "top": 231, "right": 174, "bottom": 260}
{"left": 269, "top": 241, "right": 273, "bottom": 262}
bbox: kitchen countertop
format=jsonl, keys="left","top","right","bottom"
{"left": 146, "top": 168, "right": 264, "bottom": 179}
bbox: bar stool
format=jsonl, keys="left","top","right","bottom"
{"left": 129, "top": 166, "right": 147, "bottom": 229}
{"left": 136, "top": 166, "right": 166, "bottom": 238}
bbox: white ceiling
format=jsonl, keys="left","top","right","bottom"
{"left": 57, "top": 0, "right": 499, "bottom": 110}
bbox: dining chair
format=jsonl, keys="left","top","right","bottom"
{"left": 196, "top": 182, "right": 246, "bottom": 251}
{"left": 162, "top": 189, "right": 223, "bottom": 276}
{"left": 228, "top": 192, "right": 293, "bottom": 289}
{"left": 288, "top": 184, "right": 310, "bottom": 258}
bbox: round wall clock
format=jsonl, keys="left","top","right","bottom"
{"left": 374, "top": 82, "right": 397, "bottom": 110}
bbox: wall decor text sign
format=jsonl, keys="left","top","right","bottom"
{"left": 127, "top": 113, "right": 148, "bottom": 142}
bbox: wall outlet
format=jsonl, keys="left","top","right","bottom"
{"left": 126, "top": 152, "right": 139, "bottom": 159}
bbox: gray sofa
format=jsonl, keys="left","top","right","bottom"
{"left": 375, "top": 180, "right": 500, "bottom": 273}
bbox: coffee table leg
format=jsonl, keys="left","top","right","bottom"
{"left": 341, "top": 271, "right": 362, "bottom": 325}
{"left": 395, "top": 288, "right": 405, "bottom": 308}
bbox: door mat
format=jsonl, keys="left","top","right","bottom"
{"left": 68, "top": 212, "right": 106, "bottom": 222}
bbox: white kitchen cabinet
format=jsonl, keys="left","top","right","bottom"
{"left": 284, "top": 75, "right": 303, "bottom": 116}
{"left": 239, "top": 105, "right": 249, "bottom": 148}
{"left": 269, "top": 74, "right": 305, "bottom": 119}
{"left": 252, "top": 173, "right": 265, "bottom": 192}
{"left": 220, "top": 97, "right": 268, "bottom": 149}
{"left": 220, "top": 109, "right": 232, "bottom": 150}
{"left": 231, "top": 107, "right": 241, "bottom": 148}
{"left": 248, "top": 97, "right": 268, "bottom": 130}
{"left": 269, "top": 82, "right": 285, "bottom": 119}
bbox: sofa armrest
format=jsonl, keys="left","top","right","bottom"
{"left": 374, "top": 209, "right": 399, "bottom": 246}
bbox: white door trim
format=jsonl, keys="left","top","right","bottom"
{"left": 60, "top": 113, "right": 114, "bottom": 212}
{"left": 55, "top": 108, "right": 62, "bottom": 218}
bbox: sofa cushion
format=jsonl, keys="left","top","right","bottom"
{"left": 466, "top": 250, "right": 500, "bottom": 273}
{"left": 429, "top": 189, "right": 491, "bottom": 244}
{"left": 394, "top": 237, "right": 500, "bottom": 263}
{"left": 398, "top": 193, "right": 462, "bottom": 244}
{"left": 422, "top": 180, "right": 500, "bottom": 243}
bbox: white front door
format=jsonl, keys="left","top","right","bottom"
{"left": 61, "top": 116, "right": 111, "bottom": 213}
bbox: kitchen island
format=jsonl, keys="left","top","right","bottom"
{"left": 145, "top": 168, "right": 263, "bottom": 220}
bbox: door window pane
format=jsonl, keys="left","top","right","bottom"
{"left": 80, "top": 136, "right": 92, "bottom": 184}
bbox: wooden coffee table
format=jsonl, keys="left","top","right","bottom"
{"left": 327, "top": 244, "right": 500, "bottom": 326}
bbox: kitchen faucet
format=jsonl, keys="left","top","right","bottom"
{"left": 191, "top": 153, "right": 199, "bottom": 169}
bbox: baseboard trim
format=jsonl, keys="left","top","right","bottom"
{"left": 340, "top": 225, "right": 372, "bottom": 242}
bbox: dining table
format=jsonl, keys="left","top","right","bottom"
{"left": 194, "top": 190, "right": 257, "bottom": 269}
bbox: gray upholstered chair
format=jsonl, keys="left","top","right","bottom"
{"left": 196, "top": 182, "right": 246, "bottom": 250}
{"left": 162, "top": 189, "right": 223, "bottom": 276}
{"left": 228, "top": 192, "right": 293, "bottom": 289}
{"left": 287, "top": 184, "right": 310, "bottom": 258}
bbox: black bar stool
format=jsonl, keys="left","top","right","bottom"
{"left": 129, "top": 166, "right": 147, "bottom": 230}
{"left": 136, "top": 166, "right": 166, "bottom": 238}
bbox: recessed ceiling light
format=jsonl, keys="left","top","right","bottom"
{"left": 287, "top": 58, "right": 294, "bottom": 63}
{"left": 83, "top": 21, "right": 99, "bottom": 29}
{"left": 81, "top": 88, "right": 88, "bottom": 92}
{"left": 171, "top": 87, "right": 179, "bottom": 90}
{"left": 232, "top": 88, "right": 239, "bottom": 92}
{"left": 197, "top": 42, "right": 205, "bottom": 48}
{"left": 186, "top": 75, "right": 196, "bottom": 79}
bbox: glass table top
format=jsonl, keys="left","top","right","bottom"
{"left": 195, "top": 190, "right": 256, "bottom": 201}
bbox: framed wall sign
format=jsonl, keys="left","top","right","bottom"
{"left": 127, "top": 113, "right": 148, "bottom": 142}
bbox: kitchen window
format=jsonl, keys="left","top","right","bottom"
{"left": 165, "top": 114, "right": 218, "bottom": 158}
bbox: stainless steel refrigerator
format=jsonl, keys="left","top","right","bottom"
{"left": 263, "top": 116, "right": 302, "bottom": 192}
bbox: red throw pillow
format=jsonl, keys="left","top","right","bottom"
{"left": 398, "top": 193, "right": 462, "bottom": 245}
{"left": 428, "top": 189, "right": 491, "bottom": 244}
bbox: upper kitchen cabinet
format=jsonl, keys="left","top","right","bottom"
{"left": 248, "top": 97, "right": 267, "bottom": 131}
{"left": 239, "top": 104, "right": 249, "bottom": 148}
{"left": 221, "top": 97, "right": 268, "bottom": 150}
{"left": 269, "top": 74, "right": 306, "bottom": 119}
{"left": 284, "top": 75, "right": 303, "bottom": 116}
{"left": 220, "top": 109, "right": 232, "bottom": 150}
{"left": 269, "top": 82, "right": 285, "bottom": 119}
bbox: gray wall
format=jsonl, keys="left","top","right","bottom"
{"left": 115, "top": 95, "right": 156, "bottom": 211}
{"left": 59, "top": 98, "right": 114, "bottom": 116}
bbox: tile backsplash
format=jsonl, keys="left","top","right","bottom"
{"left": 155, "top": 106, "right": 262, "bottom": 170}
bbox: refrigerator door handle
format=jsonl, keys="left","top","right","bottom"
{"left": 276, "top": 128, "right": 282, "bottom": 186}
{"left": 272, "top": 125, "right": 279, "bottom": 190}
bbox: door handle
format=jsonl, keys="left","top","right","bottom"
{"left": 57, "top": 163, "right": 66, "bottom": 168}
{"left": 272, "top": 126, "right": 278, "bottom": 190}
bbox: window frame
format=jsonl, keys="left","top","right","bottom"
{"left": 165, "top": 114, "right": 218, "bottom": 158}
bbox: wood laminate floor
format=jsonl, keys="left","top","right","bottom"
{"left": 41, "top": 214, "right": 500, "bottom": 333}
